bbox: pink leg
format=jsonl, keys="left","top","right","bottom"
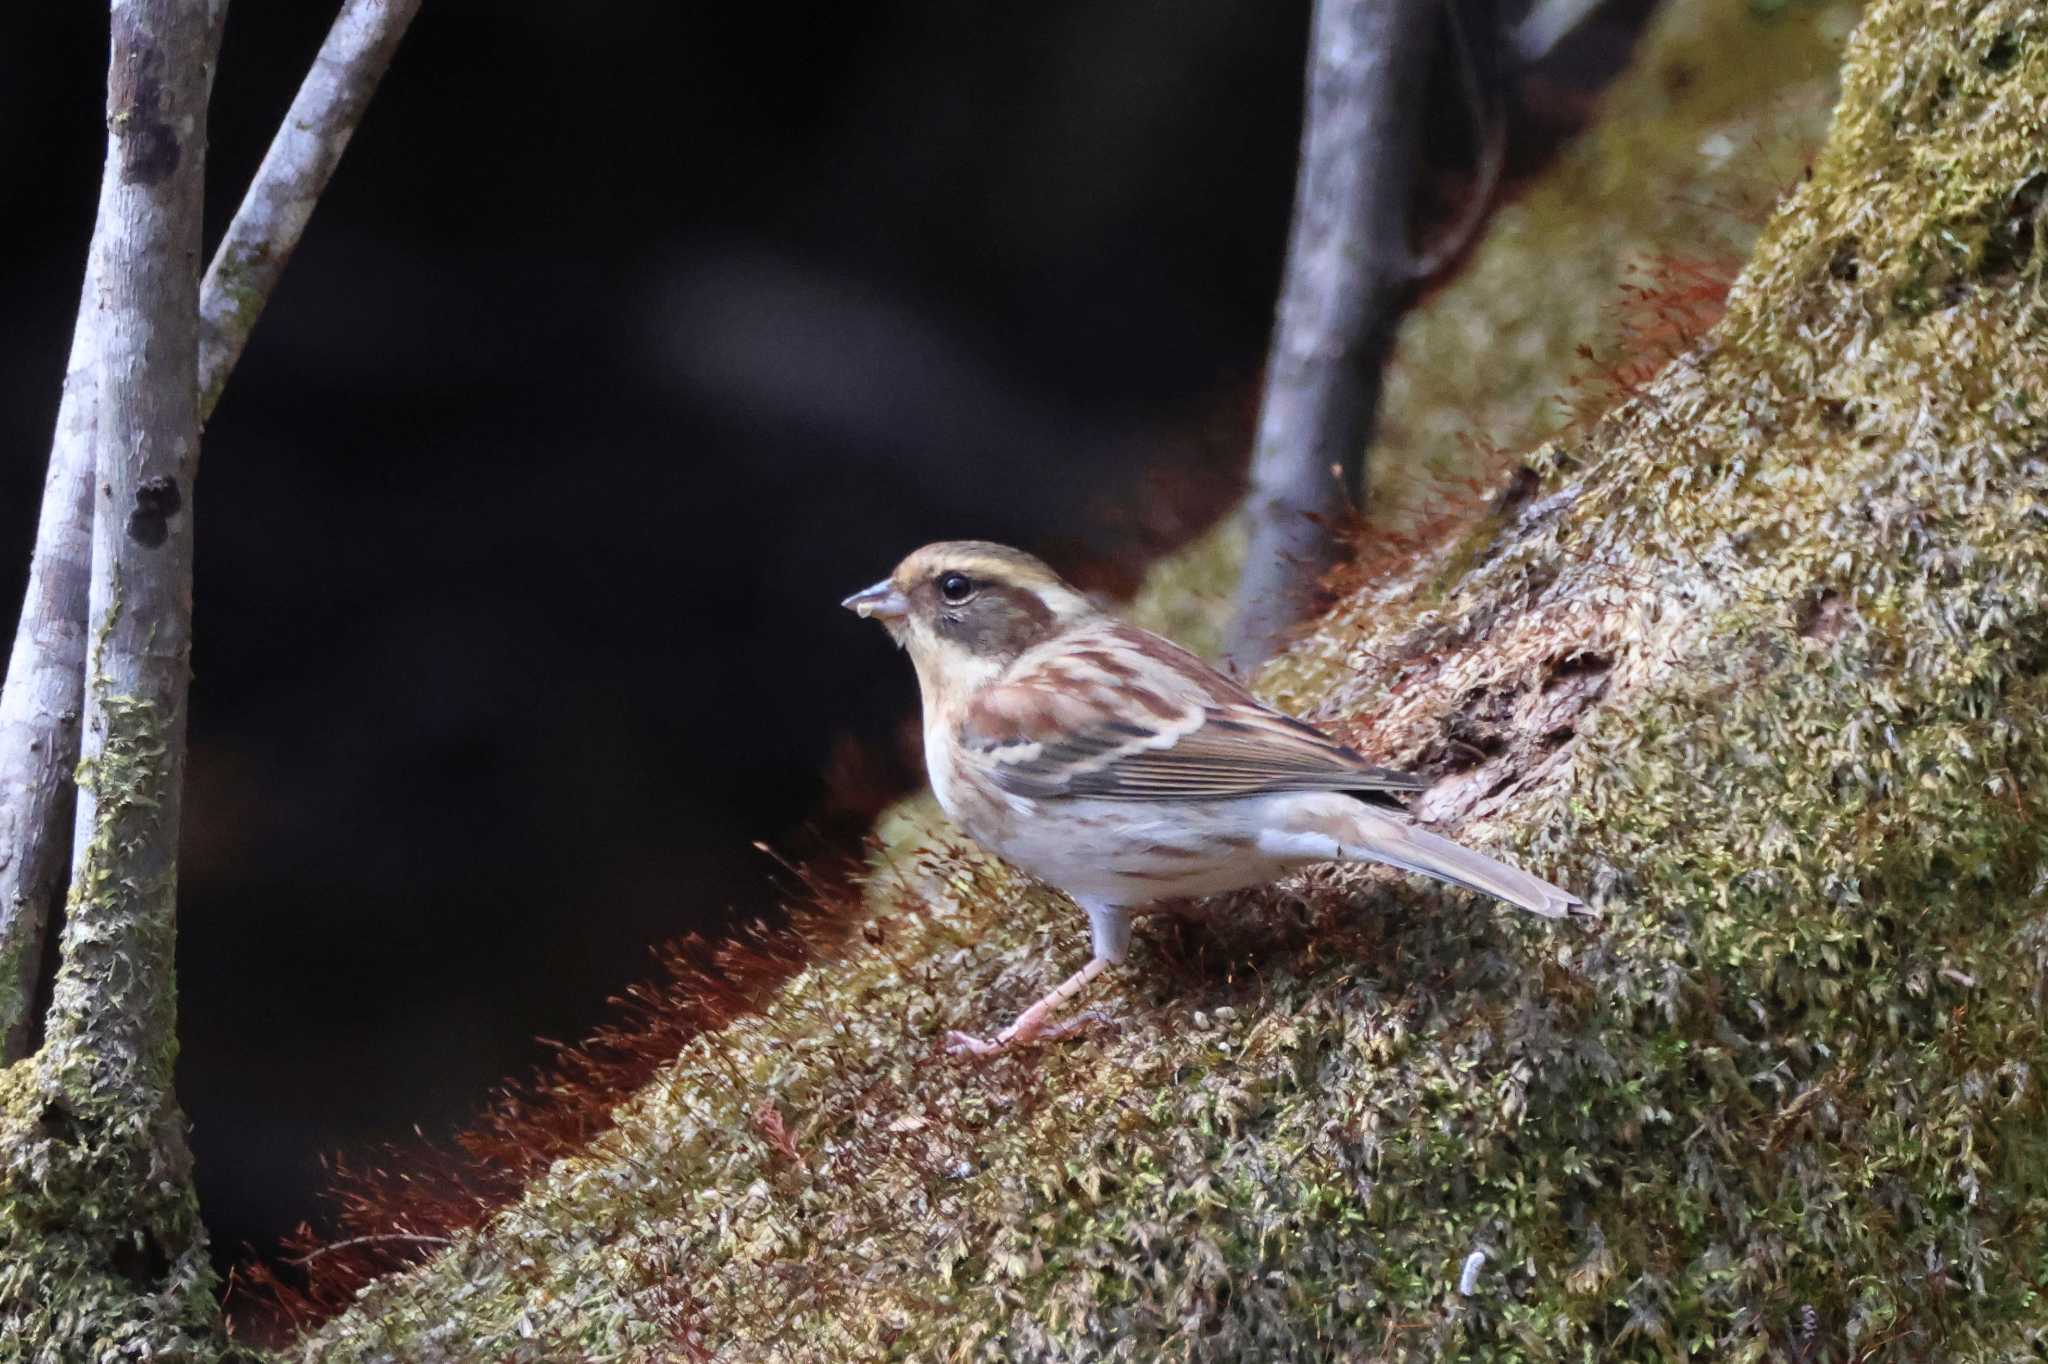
{"left": 946, "top": 956, "right": 1110, "bottom": 1057}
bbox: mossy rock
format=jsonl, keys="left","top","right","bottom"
{"left": 305, "top": 0, "right": 2048, "bottom": 1359}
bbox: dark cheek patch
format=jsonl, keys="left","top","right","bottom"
{"left": 945, "top": 588, "right": 1056, "bottom": 658}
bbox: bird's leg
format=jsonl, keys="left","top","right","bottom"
{"left": 946, "top": 902, "right": 1129, "bottom": 1056}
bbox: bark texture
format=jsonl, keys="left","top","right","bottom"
{"left": 311, "top": 0, "right": 2048, "bottom": 1358}
{"left": 0, "top": 2, "right": 223, "bottom": 1358}
{"left": 0, "top": 0, "right": 421, "bottom": 1061}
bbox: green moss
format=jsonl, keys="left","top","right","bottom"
{"left": 0, "top": 919, "right": 36, "bottom": 1057}
{"left": 0, "top": 690, "right": 221, "bottom": 1359}
{"left": 199, "top": 260, "right": 267, "bottom": 419}
{"left": 1364, "top": 0, "right": 1854, "bottom": 535}
{"left": 1123, "top": 517, "right": 1243, "bottom": 660}
{"left": 0, "top": 1058, "right": 221, "bottom": 1363}
{"left": 304, "top": 0, "right": 2048, "bottom": 1359}
{"left": 46, "top": 690, "right": 180, "bottom": 1103}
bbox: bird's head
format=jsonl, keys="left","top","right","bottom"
{"left": 842, "top": 540, "right": 1099, "bottom": 695}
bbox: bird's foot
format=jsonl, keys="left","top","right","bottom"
{"left": 1039, "top": 1009, "right": 1113, "bottom": 1042}
{"left": 944, "top": 1009, "right": 1113, "bottom": 1058}
{"left": 947, "top": 955, "right": 1116, "bottom": 1058}
{"left": 947, "top": 998, "right": 1052, "bottom": 1056}
{"left": 944, "top": 1029, "right": 1006, "bottom": 1057}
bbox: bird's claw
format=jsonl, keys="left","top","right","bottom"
{"left": 945, "top": 1010, "right": 1113, "bottom": 1058}
{"left": 1039, "top": 1009, "right": 1113, "bottom": 1042}
{"left": 944, "top": 1029, "right": 1006, "bottom": 1057}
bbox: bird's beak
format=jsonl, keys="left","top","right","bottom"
{"left": 841, "top": 579, "right": 909, "bottom": 621}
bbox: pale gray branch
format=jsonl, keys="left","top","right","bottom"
{"left": 1223, "top": 0, "right": 1441, "bottom": 674}
{"left": 42, "top": 0, "right": 216, "bottom": 1099}
{"left": 1511, "top": 0, "right": 1610, "bottom": 65}
{"left": 0, "top": 269, "right": 102, "bottom": 1061}
{"left": 288, "top": 1232, "right": 454, "bottom": 1267}
{"left": 0, "top": 0, "right": 420, "bottom": 1061}
{"left": 198, "top": 0, "right": 423, "bottom": 413}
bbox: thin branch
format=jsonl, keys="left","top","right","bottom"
{"left": 0, "top": 0, "right": 421, "bottom": 1061}
{"left": 1511, "top": 0, "right": 1610, "bottom": 66}
{"left": 199, "top": 0, "right": 424, "bottom": 413}
{"left": 287, "top": 1232, "right": 454, "bottom": 1267}
{"left": 1410, "top": 0, "right": 1506, "bottom": 282}
{"left": 1224, "top": 0, "right": 1509, "bottom": 674}
{"left": 1, "top": 12, "right": 229, "bottom": 1351}
{"left": 0, "top": 0, "right": 232, "bottom": 1069}
{"left": 1222, "top": 0, "right": 1441, "bottom": 674}
{"left": 0, "top": 265, "right": 102, "bottom": 1060}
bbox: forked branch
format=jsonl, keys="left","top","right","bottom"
{"left": 0, "top": 0, "right": 423, "bottom": 1060}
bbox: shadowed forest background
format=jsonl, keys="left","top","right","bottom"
{"left": 2, "top": 1, "right": 1301, "bottom": 1269}
{"left": 0, "top": 3, "right": 1648, "bottom": 1270}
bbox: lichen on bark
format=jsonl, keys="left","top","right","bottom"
{"left": 0, "top": 692, "right": 218, "bottom": 1361}
{"left": 0, "top": 0, "right": 224, "bottom": 1358}
{"left": 304, "top": 0, "right": 2048, "bottom": 1359}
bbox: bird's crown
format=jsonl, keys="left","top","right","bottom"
{"left": 889, "top": 541, "right": 1071, "bottom": 596}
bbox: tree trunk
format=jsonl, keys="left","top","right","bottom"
{"left": 0, "top": 2, "right": 224, "bottom": 1357}
{"left": 300, "top": 0, "right": 2048, "bottom": 1357}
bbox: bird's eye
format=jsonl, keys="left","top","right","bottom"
{"left": 938, "top": 572, "right": 975, "bottom": 604}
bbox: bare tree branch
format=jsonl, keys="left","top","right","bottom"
{"left": 0, "top": 273, "right": 102, "bottom": 1060}
{"left": 0, "top": 0, "right": 421, "bottom": 1061}
{"left": 199, "top": 0, "right": 424, "bottom": 413}
{"left": 1511, "top": 0, "right": 1610, "bottom": 65}
{"left": 0, "top": 0, "right": 231, "bottom": 1067}
{"left": 1222, "top": 0, "right": 1442, "bottom": 674}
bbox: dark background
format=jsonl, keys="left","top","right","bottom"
{"left": 1, "top": 1, "right": 1308, "bottom": 1267}
{"left": 0, "top": 2, "right": 1642, "bottom": 1272}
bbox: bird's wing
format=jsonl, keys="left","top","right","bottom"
{"left": 956, "top": 622, "right": 1428, "bottom": 802}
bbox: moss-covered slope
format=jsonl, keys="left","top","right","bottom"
{"left": 307, "top": 0, "right": 2048, "bottom": 1358}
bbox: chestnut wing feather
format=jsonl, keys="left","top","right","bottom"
{"left": 957, "top": 625, "right": 1427, "bottom": 802}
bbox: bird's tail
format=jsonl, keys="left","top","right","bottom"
{"left": 1354, "top": 814, "right": 1585, "bottom": 919}
{"left": 1267, "top": 795, "right": 1588, "bottom": 919}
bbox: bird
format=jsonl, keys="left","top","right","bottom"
{"left": 843, "top": 540, "right": 1587, "bottom": 1055}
